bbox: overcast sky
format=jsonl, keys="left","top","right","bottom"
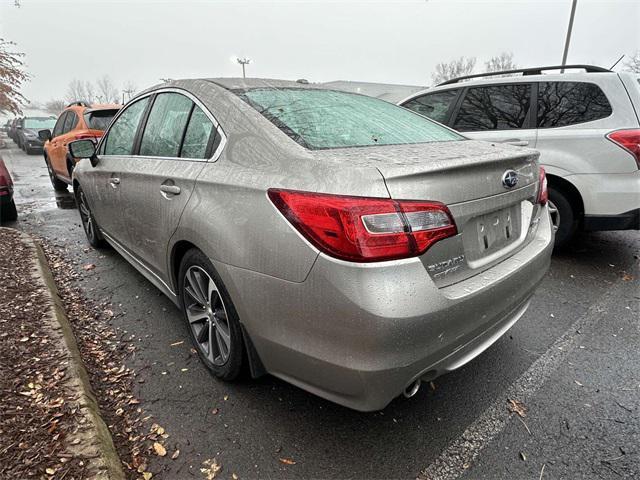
{"left": 1, "top": 0, "right": 638, "bottom": 107}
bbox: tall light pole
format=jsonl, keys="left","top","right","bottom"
{"left": 236, "top": 57, "right": 251, "bottom": 78}
{"left": 561, "top": 0, "right": 578, "bottom": 73}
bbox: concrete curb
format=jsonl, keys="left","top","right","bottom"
{"left": 23, "top": 231, "right": 126, "bottom": 480}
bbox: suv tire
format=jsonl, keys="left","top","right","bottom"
{"left": 549, "top": 186, "right": 578, "bottom": 248}
{"left": 0, "top": 199, "right": 18, "bottom": 223}
{"left": 45, "top": 156, "right": 68, "bottom": 192}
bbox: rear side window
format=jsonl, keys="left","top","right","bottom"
{"left": 537, "top": 82, "right": 612, "bottom": 128}
{"left": 84, "top": 109, "right": 119, "bottom": 130}
{"left": 402, "top": 90, "right": 459, "bottom": 123}
{"left": 180, "top": 106, "right": 214, "bottom": 159}
{"left": 140, "top": 93, "right": 193, "bottom": 158}
{"left": 52, "top": 112, "right": 68, "bottom": 138}
{"left": 63, "top": 112, "right": 77, "bottom": 133}
{"left": 103, "top": 97, "right": 150, "bottom": 155}
{"left": 453, "top": 84, "right": 531, "bottom": 132}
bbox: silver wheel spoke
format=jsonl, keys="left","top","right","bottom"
{"left": 187, "top": 270, "right": 207, "bottom": 305}
{"left": 215, "top": 327, "right": 229, "bottom": 361}
{"left": 186, "top": 304, "right": 208, "bottom": 324}
{"left": 207, "top": 320, "right": 216, "bottom": 361}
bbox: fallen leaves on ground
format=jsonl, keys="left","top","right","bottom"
{"left": 201, "top": 458, "right": 222, "bottom": 479}
{"left": 82, "top": 263, "right": 96, "bottom": 271}
{"left": 153, "top": 442, "right": 167, "bottom": 457}
{"left": 279, "top": 458, "right": 296, "bottom": 465}
{"left": 507, "top": 398, "right": 528, "bottom": 417}
{"left": 0, "top": 229, "right": 90, "bottom": 479}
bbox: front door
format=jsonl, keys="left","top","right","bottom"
{"left": 88, "top": 96, "right": 151, "bottom": 243}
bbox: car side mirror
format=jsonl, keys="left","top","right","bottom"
{"left": 68, "top": 139, "right": 98, "bottom": 167}
{"left": 38, "top": 129, "right": 52, "bottom": 142}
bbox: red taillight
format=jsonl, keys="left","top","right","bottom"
{"left": 606, "top": 129, "right": 640, "bottom": 168}
{"left": 537, "top": 167, "right": 548, "bottom": 206}
{"left": 268, "top": 189, "right": 457, "bottom": 262}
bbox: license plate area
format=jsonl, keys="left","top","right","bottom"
{"left": 463, "top": 204, "right": 522, "bottom": 263}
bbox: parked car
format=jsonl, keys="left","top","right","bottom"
{"left": 1, "top": 120, "right": 10, "bottom": 133}
{"left": 0, "top": 156, "right": 17, "bottom": 222}
{"left": 8, "top": 118, "right": 20, "bottom": 143}
{"left": 400, "top": 65, "right": 640, "bottom": 247}
{"left": 40, "top": 102, "right": 121, "bottom": 191}
{"left": 68, "top": 79, "right": 553, "bottom": 411}
{"left": 16, "top": 116, "right": 57, "bottom": 154}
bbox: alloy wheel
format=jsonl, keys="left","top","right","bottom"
{"left": 78, "top": 190, "right": 95, "bottom": 241}
{"left": 547, "top": 200, "right": 560, "bottom": 233}
{"left": 183, "top": 266, "right": 232, "bottom": 366}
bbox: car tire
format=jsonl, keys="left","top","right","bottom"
{"left": 548, "top": 186, "right": 578, "bottom": 249}
{"left": 0, "top": 200, "right": 18, "bottom": 223}
{"left": 45, "top": 156, "right": 68, "bottom": 192}
{"left": 75, "top": 184, "right": 107, "bottom": 248}
{"left": 178, "top": 249, "right": 244, "bottom": 381}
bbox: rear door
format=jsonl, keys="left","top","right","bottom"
{"left": 451, "top": 83, "right": 537, "bottom": 148}
{"left": 47, "top": 112, "right": 68, "bottom": 174}
{"left": 51, "top": 111, "right": 79, "bottom": 180}
{"left": 118, "top": 91, "right": 217, "bottom": 281}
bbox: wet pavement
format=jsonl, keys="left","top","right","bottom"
{"left": 2, "top": 137, "right": 639, "bottom": 479}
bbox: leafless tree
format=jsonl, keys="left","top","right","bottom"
{"left": 0, "top": 38, "right": 29, "bottom": 115}
{"left": 122, "top": 81, "right": 138, "bottom": 103}
{"left": 97, "top": 75, "right": 120, "bottom": 103}
{"left": 432, "top": 56, "right": 476, "bottom": 85}
{"left": 623, "top": 51, "right": 640, "bottom": 73}
{"left": 66, "top": 79, "right": 93, "bottom": 103}
{"left": 44, "top": 99, "right": 66, "bottom": 115}
{"left": 485, "top": 52, "right": 517, "bottom": 73}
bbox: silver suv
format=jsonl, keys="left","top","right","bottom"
{"left": 400, "top": 65, "right": 640, "bottom": 247}
{"left": 69, "top": 79, "right": 553, "bottom": 411}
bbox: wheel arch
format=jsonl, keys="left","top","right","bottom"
{"left": 546, "top": 173, "right": 585, "bottom": 220}
{"left": 169, "top": 240, "right": 267, "bottom": 378}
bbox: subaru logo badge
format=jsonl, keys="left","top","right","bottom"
{"left": 501, "top": 170, "right": 519, "bottom": 189}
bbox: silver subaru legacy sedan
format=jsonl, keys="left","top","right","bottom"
{"left": 69, "top": 78, "right": 553, "bottom": 411}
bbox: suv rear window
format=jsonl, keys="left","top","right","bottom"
{"left": 402, "top": 90, "right": 459, "bottom": 123}
{"left": 237, "top": 88, "right": 462, "bottom": 149}
{"left": 84, "top": 109, "right": 119, "bottom": 130}
{"left": 452, "top": 84, "right": 531, "bottom": 132}
{"left": 537, "top": 82, "right": 612, "bottom": 128}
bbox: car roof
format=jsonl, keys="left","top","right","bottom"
{"left": 205, "top": 77, "right": 327, "bottom": 91}
{"left": 400, "top": 70, "right": 623, "bottom": 103}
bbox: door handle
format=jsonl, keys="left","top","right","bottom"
{"left": 109, "top": 177, "right": 120, "bottom": 188}
{"left": 503, "top": 139, "right": 529, "bottom": 147}
{"left": 160, "top": 184, "right": 181, "bottom": 195}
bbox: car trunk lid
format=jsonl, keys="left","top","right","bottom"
{"left": 313, "top": 140, "right": 542, "bottom": 286}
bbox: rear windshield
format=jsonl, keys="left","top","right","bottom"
{"left": 24, "top": 117, "right": 56, "bottom": 129}
{"left": 237, "top": 88, "right": 462, "bottom": 149}
{"left": 84, "top": 109, "right": 119, "bottom": 130}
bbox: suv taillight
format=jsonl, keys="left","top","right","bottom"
{"left": 537, "top": 167, "right": 548, "bottom": 206}
{"left": 606, "top": 129, "right": 640, "bottom": 168}
{"left": 268, "top": 189, "right": 457, "bottom": 262}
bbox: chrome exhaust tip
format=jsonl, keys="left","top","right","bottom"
{"left": 403, "top": 379, "right": 421, "bottom": 398}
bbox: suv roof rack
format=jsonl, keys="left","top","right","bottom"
{"left": 66, "top": 101, "right": 91, "bottom": 108}
{"left": 437, "top": 64, "right": 611, "bottom": 86}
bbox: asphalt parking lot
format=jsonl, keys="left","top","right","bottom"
{"left": 3, "top": 140, "right": 639, "bottom": 479}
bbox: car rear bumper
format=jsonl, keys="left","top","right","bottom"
{"left": 217, "top": 206, "right": 554, "bottom": 411}
{"left": 584, "top": 208, "right": 640, "bottom": 231}
{"left": 569, "top": 171, "right": 640, "bottom": 218}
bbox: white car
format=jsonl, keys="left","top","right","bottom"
{"left": 400, "top": 65, "right": 640, "bottom": 247}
